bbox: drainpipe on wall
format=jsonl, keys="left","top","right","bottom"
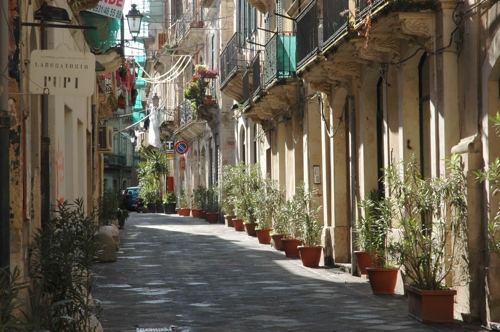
{"left": 0, "top": 0, "right": 11, "bottom": 271}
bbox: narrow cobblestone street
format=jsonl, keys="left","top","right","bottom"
{"left": 92, "top": 213, "right": 488, "bottom": 332}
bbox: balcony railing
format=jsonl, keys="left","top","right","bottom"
{"left": 179, "top": 100, "right": 195, "bottom": 127}
{"left": 251, "top": 52, "right": 263, "bottom": 98}
{"left": 323, "top": 0, "right": 349, "bottom": 47}
{"left": 265, "top": 32, "right": 296, "bottom": 86}
{"left": 242, "top": 69, "right": 250, "bottom": 107}
{"left": 104, "top": 154, "right": 126, "bottom": 166}
{"left": 220, "top": 32, "right": 245, "bottom": 86}
{"left": 357, "top": 0, "right": 386, "bottom": 24}
{"left": 296, "top": 1, "right": 318, "bottom": 69}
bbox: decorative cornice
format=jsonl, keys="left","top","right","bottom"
{"left": 393, "top": 13, "right": 434, "bottom": 51}
{"left": 370, "top": 35, "right": 400, "bottom": 63}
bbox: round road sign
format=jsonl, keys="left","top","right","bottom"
{"left": 174, "top": 140, "right": 189, "bottom": 154}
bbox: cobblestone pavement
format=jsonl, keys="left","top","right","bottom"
{"left": 92, "top": 213, "right": 489, "bottom": 332}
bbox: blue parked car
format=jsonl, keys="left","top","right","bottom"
{"left": 122, "top": 187, "right": 140, "bottom": 211}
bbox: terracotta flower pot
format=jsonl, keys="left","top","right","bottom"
{"left": 354, "top": 251, "right": 373, "bottom": 275}
{"left": 176, "top": 208, "right": 180, "bottom": 215}
{"left": 282, "top": 238, "right": 302, "bottom": 258}
{"left": 366, "top": 267, "right": 399, "bottom": 295}
{"left": 405, "top": 285, "right": 457, "bottom": 323}
{"left": 205, "top": 212, "right": 219, "bottom": 223}
{"left": 118, "top": 98, "right": 126, "bottom": 108}
{"left": 271, "top": 234, "right": 284, "bottom": 251}
{"left": 232, "top": 219, "right": 245, "bottom": 231}
{"left": 255, "top": 229, "right": 272, "bottom": 244}
{"left": 298, "top": 246, "right": 323, "bottom": 267}
{"left": 244, "top": 222, "right": 257, "bottom": 236}
{"left": 192, "top": 209, "right": 201, "bottom": 218}
{"left": 181, "top": 208, "right": 191, "bottom": 216}
{"left": 201, "top": 210, "right": 206, "bottom": 219}
{"left": 225, "top": 215, "right": 235, "bottom": 227}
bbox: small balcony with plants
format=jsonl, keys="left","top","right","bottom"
{"left": 174, "top": 65, "right": 218, "bottom": 140}
{"left": 172, "top": 11, "right": 205, "bottom": 53}
{"left": 220, "top": 32, "right": 247, "bottom": 102}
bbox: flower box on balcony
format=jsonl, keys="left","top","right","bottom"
{"left": 203, "top": 99, "right": 217, "bottom": 105}
{"left": 201, "top": 69, "right": 218, "bottom": 79}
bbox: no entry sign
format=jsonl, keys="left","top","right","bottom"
{"left": 174, "top": 140, "right": 189, "bottom": 154}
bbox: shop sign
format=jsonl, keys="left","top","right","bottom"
{"left": 86, "top": 0, "right": 124, "bottom": 19}
{"left": 29, "top": 49, "right": 95, "bottom": 97}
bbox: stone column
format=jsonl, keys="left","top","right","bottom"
{"left": 330, "top": 89, "right": 350, "bottom": 263}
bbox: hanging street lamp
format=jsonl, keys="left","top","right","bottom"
{"left": 126, "top": 4, "right": 143, "bottom": 41}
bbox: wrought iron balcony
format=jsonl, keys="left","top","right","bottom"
{"left": 220, "top": 32, "right": 245, "bottom": 87}
{"left": 296, "top": 1, "right": 318, "bottom": 69}
{"left": 357, "top": 0, "right": 386, "bottom": 24}
{"left": 242, "top": 69, "right": 250, "bottom": 108}
{"left": 104, "top": 154, "right": 126, "bottom": 166}
{"left": 179, "top": 100, "right": 195, "bottom": 127}
{"left": 251, "top": 52, "right": 263, "bottom": 98}
{"left": 172, "top": 13, "right": 205, "bottom": 53}
{"left": 323, "top": 0, "right": 349, "bottom": 48}
{"left": 265, "top": 32, "right": 296, "bottom": 86}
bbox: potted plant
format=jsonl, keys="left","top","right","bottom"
{"left": 355, "top": 189, "right": 387, "bottom": 275}
{"left": 192, "top": 185, "right": 207, "bottom": 218}
{"left": 385, "top": 155, "right": 468, "bottom": 322}
{"left": 219, "top": 165, "right": 238, "bottom": 227}
{"left": 295, "top": 182, "right": 323, "bottom": 267}
{"left": 255, "top": 177, "right": 284, "bottom": 245}
{"left": 195, "top": 64, "right": 208, "bottom": 75}
{"left": 201, "top": 69, "right": 218, "bottom": 79}
{"left": 163, "top": 192, "right": 177, "bottom": 214}
{"left": 361, "top": 194, "right": 398, "bottom": 295}
{"left": 117, "top": 66, "right": 127, "bottom": 80}
{"left": 281, "top": 197, "right": 303, "bottom": 258}
{"left": 271, "top": 201, "right": 289, "bottom": 251}
{"left": 239, "top": 164, "right": 262, "bottom": 236}
{"left": 178, "top": 189, "right": 190, "bottom": 216}
{"left": 117, "top": 93, "right": 126, "bottom": 109}
{"left": 205, "top": 186, "right": 219, "bottom": 223}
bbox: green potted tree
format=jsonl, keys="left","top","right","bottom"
{"left": 238, "top": 164, "right": 262, "bottom": 236}
{"left": 354, "top": 189, "right": 384, "bottom": 275}
{"left": 192, "top": 185, "right": 207, "bottom": 218}
{"left": 271, "top": 199, "right": 291, "bottom": 251}
{"left": 255, "top": 177, "right": 284, "bottom": 245}
{"left": 281, "top": 196, "right": 303, "bottom": 258}
{"left": 163, "top": 192, "right": 177, "bottom": 214}
{"left": 205, "top": 186, "right": 219, "bottom": 223}
{"left": 178, "top": 189, "right": 190, "bottom": 216}
{"left": 385, "top": 155, "right": 468, "bottom": 322}
{"left": 294, "top": 182, "right": 323, "bottom": 267}
{"left": 220, "top": 165, "right": 238, "bottom": 227}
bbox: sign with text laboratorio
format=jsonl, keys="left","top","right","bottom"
{"left": 86, "top": 0, "right": 124, "bottom": 19}
{"left": 29, "top": 49, "right": 95, "bottom": 97}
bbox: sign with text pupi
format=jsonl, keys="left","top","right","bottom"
{"left": 29, "top": 49, "right": 95, "bottom": 97}
{"left": 86, "top": 0, "right": 124, "bottom": 20}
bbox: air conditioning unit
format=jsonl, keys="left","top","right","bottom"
{"left": 98, "top": 126, "right": 114, "bottom": 153}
